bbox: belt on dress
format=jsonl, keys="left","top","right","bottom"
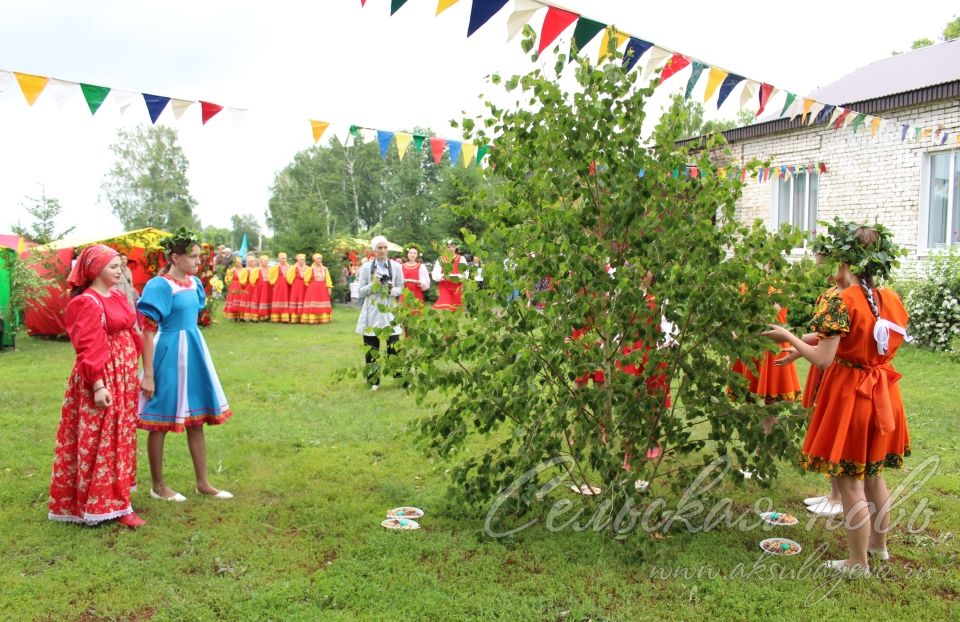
{"left": 833, "top": 357, "right": 901, "bottom": 435}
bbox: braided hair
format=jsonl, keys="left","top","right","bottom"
{"left": 854, "top": 226, "right": 881, "bottom": 318}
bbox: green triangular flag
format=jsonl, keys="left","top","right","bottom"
{"left": 390, "top": 0, "right": 410, "bottom": 15}
{"left": 780, "top": 92, "right": 796, "bottom": 117}
{"left": 476, "top": 144, "right": 490, "bottom": 164}
{"left": 80, "top": 83, "right": 110, "bottom": 116}
{"left": 569, "top": 17, "right": 605, "bottom": 61}
{"left": 413, "top": 134, "right": 427, "bottom": 152}
{"left": 684, "top": 62, "right": 706, "bottom": 100}
{"left": 851, "top": 113, "right": 866, "bottom": 133}
{"left": 349, "top": 125, "right": 361, "bottom": 139}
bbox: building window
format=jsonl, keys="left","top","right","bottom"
{"left": 926, "top": 150, "right": 960, "bottom": 249}
{"left": 772, "top": 172, "right": 819, "bottom": 236}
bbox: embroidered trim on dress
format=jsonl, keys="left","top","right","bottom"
{"left": 799, "top": 447, "right": 911, "bottom": 480}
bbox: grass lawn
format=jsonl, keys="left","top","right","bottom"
{"left": 0, "top": 305, "right": 957, "bottom": 621}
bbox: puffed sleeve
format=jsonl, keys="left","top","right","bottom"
{"left": 432, "top": 260, "right": 442, "bottom": 282}
{"left": 325, "top": 269, "right": 333, "bottom": 288}
{"left": 809, "top": 289, "right": 850, "bottom": 338}
{"left": 419, "top": 264, "right": 430, "bottom": 290}
{"left": 65, "top": 295, "right": 109, "bottom": 386}
{"left": 137, "top": 277, "right": 172, "bottom": 327}
{"left": 193, "top": 276, "right": 206, "bottom": 312}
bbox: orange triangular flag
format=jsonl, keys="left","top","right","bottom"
{"left": 14, "top": 72, "right": 49, "bottom": 106}
{"left": 311, "top": 120, "right": 331, "bottom": 144}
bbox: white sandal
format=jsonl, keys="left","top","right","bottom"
{"left": 196, "top": 488, "right": 234, "bottom": 499}
{"left": 823, "top": 559, "right": 871, "bottom": 577}
{"left": 150, "top": 488, "right": 187, "bottom": 502}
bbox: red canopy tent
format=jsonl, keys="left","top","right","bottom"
{"left": 25, "top": 228, "right": 170, "bottom": 336}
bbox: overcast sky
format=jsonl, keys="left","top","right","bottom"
{"left": 0, "top": 0, "right": 956, "bottom": 241}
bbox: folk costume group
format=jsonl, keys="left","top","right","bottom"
{"left": 224, "top": 252, "right": 335, "bottom": 324}
{"left": 48, "top": 221, "right": 911, "bottom": 576}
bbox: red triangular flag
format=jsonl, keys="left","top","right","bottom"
{"left": 537, "top": 6, "right": 580, "bottom": 55}
{"left": 757, "top": 83, "right": 774, "bottom": 116}
{"left": 659, "top": 53, "right": 691, "bottom": 83}
{"left": 430, "top": 137, "right": 447, "bottom": 165}
{"left": 833, "top": 109, "right": 851, "bottom": 130}
{"left": 200, "top": 101, "right": 224, "bottom": 125}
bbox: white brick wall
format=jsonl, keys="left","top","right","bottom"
{"left": 729, "top": 98, "right": 960, "bottom": 275}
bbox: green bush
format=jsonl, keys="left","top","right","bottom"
{"left": 904, "top": 250, "right": 960, "bottom": 350}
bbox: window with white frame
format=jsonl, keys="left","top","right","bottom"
{"left": 925, "top": 150, "right": 960, "bottom": 249}
{"left": 772, "top": 171, "right": 819, "bottom": 236}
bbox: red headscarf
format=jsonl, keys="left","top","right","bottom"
{"left": 66, "top": 244, "right": 118, "bottom": 288}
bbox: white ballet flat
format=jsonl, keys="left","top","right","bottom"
{"left": 803, "top": 495, "right": 828, "bottom": 506}
{"left": 196, "top": 488, "right": 234, "bottom": 500}
{"left": 807, "top": 500, "right": 843, "bottom": 517}
{"left": 150, "top": 488, "right": 187, "bottom": 502}
{"left": 823, "top": 559, "right": 871, "bottom": 577}
{"left": 868, "top": 548, "right": 890, "bottom": 561}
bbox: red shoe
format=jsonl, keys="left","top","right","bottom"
{"left": 116, "top": 512, "right": 146, "bottom": 529}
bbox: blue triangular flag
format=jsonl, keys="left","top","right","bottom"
{"left": 622, "top": 37, "right": 653, "bottom": 72}
{"left": 468, "top": 0, "right": 509, "bottom": 37}
{"left": 716, "top": 74, "right": 744, "bottom": 109}
{"left": 238, "top": 234, "right": 248, "bottom": 261}
{"left": 143, "top": 93, "right": 170, "bottom": 124}
{"left": 815, "top": 104, "right": 836, "bottom": 125}
{"left": 447, "top": 140, "right": 462, "bottom": 165}
{"left": 901, "top": 124, "right": 909, "bottom": 141}
{"left": 377, "top": 130, "right": 395, "bottom": 159}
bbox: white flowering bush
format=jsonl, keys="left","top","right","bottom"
{"left": 905, "top": 250, "right": 960, "bottom": 350}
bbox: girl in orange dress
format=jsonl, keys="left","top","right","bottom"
{"left": 269, "top": 252, "right": 292, "bottom": 323}
{"left": 763, "top": 223, "right": 909, "bottom": 576}
{"left": 732, "top": 303, "right": 802, "bottom": 405}
{"left": 302, "top": 253, "right": 334, "bottom": 324}
{"left": 255, "top": 254, "right": 271, "bottom": 321}
{"left": 242, "top": 255, "right": 260, "bottom": 321}
{"left": 223, "top": 256, "right": 247, "bottom": 322}
{"left": 288, "top": 254, "right": 309, "bottom": 323}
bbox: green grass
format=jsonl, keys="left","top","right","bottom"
{"left": 0, "top": 307, "right": 958, "bottom": 621}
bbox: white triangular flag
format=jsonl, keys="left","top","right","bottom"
{"left": 506, "top": 0, "right": 545, "bottom": 41}
{"left": 642, "top": 46, "right": 672, "bottom": 81}
{"left": 828, "top": 107, "right": 845, "bottom": 127}
{"left": 111, "top": 90, "right": 139, "bottom": 116}
{"left": 0, "top": 70, "right": 14, "bottom": 92}
{"left": 47, "top": 78, "right": 78, "bottom": 107}
{"left": 739, "top": 80, "right": 759, "bottom": 111}
{"left": 806, "top": 101, "right": 826, "bottom": 125}
{"left": 170, "top": 98, "right": 194, "bottom": 120}
{"left": 226, "top": 107, "right": 248, "bottom": 128}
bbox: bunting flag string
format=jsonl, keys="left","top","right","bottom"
{"left": 1, "top": 66, "right": 244, "bottom": 126}
{"left": 363, "top": 0, "right": 947, "bottom": 146}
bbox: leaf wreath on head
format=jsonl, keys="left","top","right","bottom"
{"left": 811, "top": 217, "right": 903, "bottom": 280}
{"left": 159, "top": 227, "right": 202, "bottom": 256}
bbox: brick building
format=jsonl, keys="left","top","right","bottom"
{"left": 694, "top": 39, "right": 960, "bottom": 274}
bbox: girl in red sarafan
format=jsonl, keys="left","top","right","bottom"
{"left": 302, "top": 253, "right": 334, "bottom": 324}
{"left": 223, "top": 256, "right": 247, "bottom": 322}
{"left": 288, "top": 254, "right": 309, "bottom": 323}
{"left": 48, "top": 244, "right": 146, "bottom": 529}
{"left": 432, "top": 240, "right": 468, "bottom": 311}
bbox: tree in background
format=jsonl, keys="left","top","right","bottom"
{"left": 201, "top": 225, "right": 233, "bottom": 247}
{"left": 101, "top": 125, "right": 199, "bottom": 232}
{"left": 230, "top": 213, "right": 262, "bottom": 249}
{"left": 671, "top": 94, "right": 757, "bottom": 141}
{"left": 897, "top": 15, "right": 959, "bottom": 53}
{"left": 11, "top": 186, "right": 75, "bottom": 245}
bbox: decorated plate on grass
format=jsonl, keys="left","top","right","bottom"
{"left": 759, "top": 511, "right": 799, "bottom": 526}
{"left": 387, "top": 507, "right": 424, "bottom": 519}
{"left": 570, "top": 484, "right": 602, "bottom": 496}
{"left": 759, "top": 538, "right": 801, "bottom": 555}
{"left": 382, "top": 517, "right": 420, "bottom": 530}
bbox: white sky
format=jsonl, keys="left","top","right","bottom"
{"left": 0, "top": 0, "right": 955, "bottom": 241}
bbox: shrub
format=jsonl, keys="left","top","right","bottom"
{"left": 905, "top": 250, "right": 960, "bottom": 350}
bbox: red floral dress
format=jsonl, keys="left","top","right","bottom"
{"left": 48, "top": 289, "right": 142, "bottom": 524}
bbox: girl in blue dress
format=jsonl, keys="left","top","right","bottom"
{"left": 138, "top": 229, "right": 234, "bottom": 501}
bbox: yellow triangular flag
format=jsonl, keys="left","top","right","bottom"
{"left": 16, "top": 236, "right": 25, "bottom": 255}
{"left": 310, "top": 120, "right": 330, "bottom": 144}
{"left": 870, "top": 117, "right": 882, "bottom": 136}
{"left": 922, "top": 128, "right": 933, "bottom": 138}
{"left": 801, "top": 99, "right": 814, "bottom": 122}
{"left": 436, "top": 0, "right": 460, "bottom": 15}
{"left": 396, "top": 132, "right": 413, "bottom": 160}
{"left": 462, "top": 142, "right": 478, "bottom": 167}
{"left": 597, "top": 28, "right": 629, "bottom": 63}
{"left": 14, "top": 72, "right": 49, "bottom": 106}
{"left": 702, "top": 68, "right": 728, "bottom": 103}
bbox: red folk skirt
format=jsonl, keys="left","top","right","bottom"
{"left": 302, "top": 277, "right": 333, "bottom": 324}
{"left": 289, "top": 272, "right": 307, "bottom": 323}
{"left": 48, "top": 330, "right": 139, "bottom": 524}
{"left": 254, "top": 276, "right": 271, "bottom": 321}
{"left": 433, "top": 279, "right": 462, "bottom": 311}
{"left": 270, "top": 279, "right": 291, "bottom": 323}
{"left": 224, "top": 275, "right": 246, "bottom": 321}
